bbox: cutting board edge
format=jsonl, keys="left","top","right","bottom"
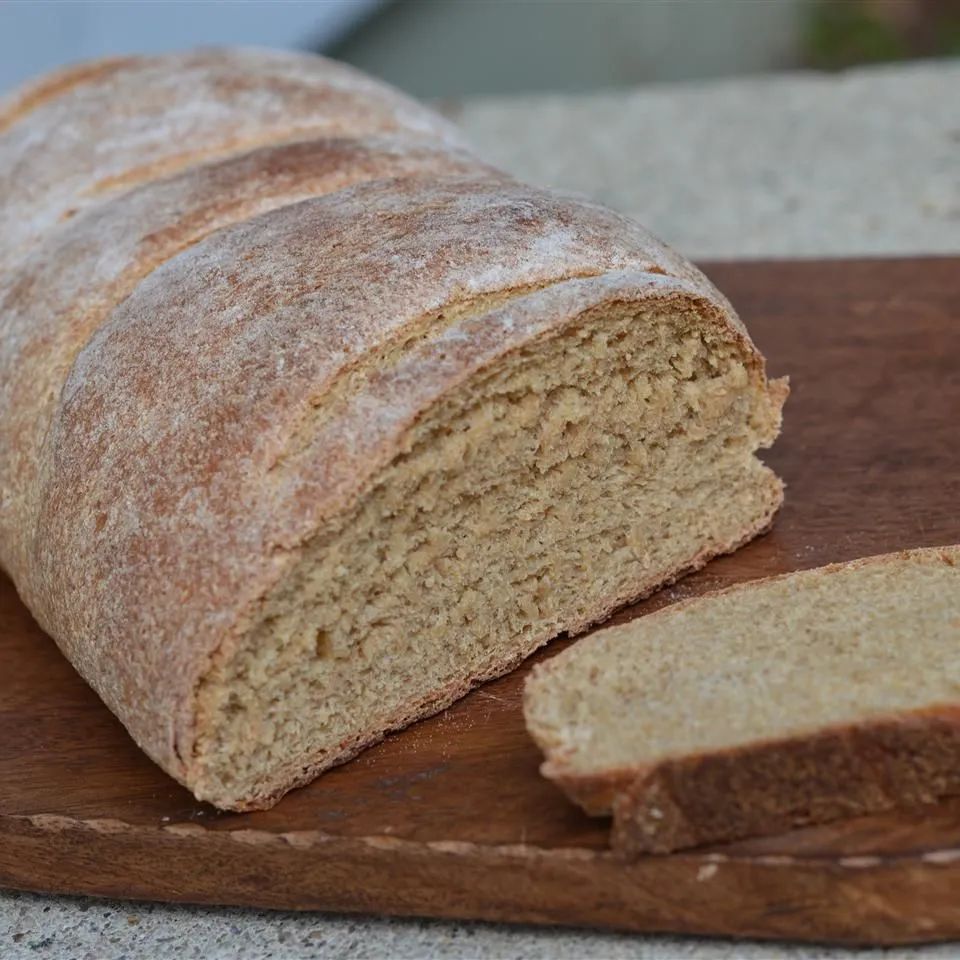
{"left": 4, "top": 809, "right": 960, "bottom": 945}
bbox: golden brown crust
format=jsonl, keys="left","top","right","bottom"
{"left": 0, "top": 56, "right": 139, "bottom": 134}
{"left": 612, "top": 705, "right": 960, "bottom": 855}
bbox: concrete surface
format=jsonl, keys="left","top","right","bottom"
{"left": 2, "top": 60, "right": 959, "bottom": 960}
{"left": 5, "top": 888, "right": 960, "bottom": 960}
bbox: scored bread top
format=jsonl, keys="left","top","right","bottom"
{"left": 524, "top": 545, "right": 960, "bottom": 814}
{"left": 0, "top": 47, "right": 463, "bottom": 272}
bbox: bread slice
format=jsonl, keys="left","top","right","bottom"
{"left": 524, "top": 546, "right": 960, "bottom": 854}
{"left": 0, "top": 50, "right": 785, "bottom": 810}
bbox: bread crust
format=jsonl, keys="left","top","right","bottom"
{"left": 613, "top": 705, "right": 960, "bottom": 855}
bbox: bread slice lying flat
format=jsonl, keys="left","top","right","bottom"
{"left": 0, "top": 49, "right": 785, "bottom": 810}
{"left": 524, "top": 546, "right": 960, "bottom": 854}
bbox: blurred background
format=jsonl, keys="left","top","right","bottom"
{"left": 2, "top": 0, "right": 959, "bottom": 97}
{"left": 2, "top": 0, "right": 956, "bottom": 260}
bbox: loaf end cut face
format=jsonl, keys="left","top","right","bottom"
{"left": 524, "top": 546, "right": 960, "bottom": 853}
{"left": 184, "top": 269, "right": 786, "bottom": 808}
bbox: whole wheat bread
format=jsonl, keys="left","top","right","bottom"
{"left": 524, "top": 546, "right": 960, "bottom": 854}
{"left": 0, "top": 49, "right": 785, "bottom": 810}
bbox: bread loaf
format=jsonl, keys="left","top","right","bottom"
{"left": 0, "top": 49, "right": 785, "bottom": 809}
{"left": 524, "top": 546, "right": 960, "bottom": 854}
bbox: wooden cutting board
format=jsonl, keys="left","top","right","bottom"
{"left": 2, "top": 258, "right": 959, "bottom": 945}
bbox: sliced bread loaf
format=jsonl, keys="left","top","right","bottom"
{"left": 524, "top": 546, "right": 960, "bottom": 853}
{"left": 1, "top": 49, "right": 785, "bottom": 810}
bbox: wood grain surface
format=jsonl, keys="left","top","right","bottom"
{"left": 1, "top": 258, "right": 959, "bottom": 944}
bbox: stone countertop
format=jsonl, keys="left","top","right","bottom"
{"left": 3, "top": 60, "right": 958, "bottom": 960}
{"left": 6, "top": 890, "right": 960, "bottom": 960}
